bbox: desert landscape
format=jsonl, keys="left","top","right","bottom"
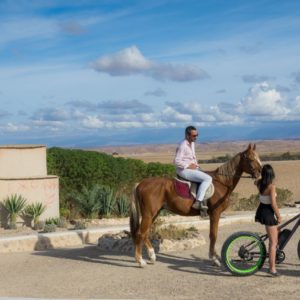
{"left": 92, "top": 140, "right": 300, "bottom": 201}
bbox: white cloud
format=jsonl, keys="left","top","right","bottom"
{"left": 289, "top": 95, "right": 300, "bottom": 118}
{"left": 165, "top": 101, "right": 203, "bottom": 115}
{"left": 1, "top": 122, "right": 30, "bottom": 132}
{"left": 31, "top": 120, "right": 64, "bottom": 127}
{"left": 82, "top": 116, "right": 104, "bottom": 129}
{"left": 91, "top": 46, "right": 209, "bottom": 82}
{"left": 161, "top": 106, "right": 192, "bottom": 122}
{"left": 239, "top": 82, "right": 289, "bottom": 118}
{"left": 91, "top": 46, "right": 151, "bottom": 76}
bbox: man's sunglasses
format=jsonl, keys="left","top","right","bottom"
{"left": 191, "top": 134, "right": 198, "bottom": 137}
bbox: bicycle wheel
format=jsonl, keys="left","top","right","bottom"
{"left": 221, "top": 231, "right": 267, "bottom": 276}
{"left": 298, "top": 239, "right": 300, "bottom": 260}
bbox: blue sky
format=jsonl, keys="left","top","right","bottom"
{"left": 1, "top": 0, "right": 300, "bottom": 146}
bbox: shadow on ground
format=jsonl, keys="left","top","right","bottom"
{"left": 32, "top": 245, "right": 233, "bottom": 277}
{"left": 33, "top": 244, "right": 300, "bottom": 278}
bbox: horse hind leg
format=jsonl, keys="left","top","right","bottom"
{"left": 135, "top": 215, "right": 153, "bottom": 267}
{"left": 143, "top": 210, "right": 163, "bottom": 264}
{"left": 135, "top": 234, "right": 147, "bottom": 268}
{"left": 144, "top": 238, "right": 156, "bottom": 263}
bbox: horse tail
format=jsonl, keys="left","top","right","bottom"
{"left": 130, "top": 183, "right": 140, "bottom": 243}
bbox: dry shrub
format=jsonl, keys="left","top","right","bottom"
{"left": 229, "top": 187, "right": 294, "bottom": 211}
{"left": 150, "top": 217, "right": 198, "bottom": 240}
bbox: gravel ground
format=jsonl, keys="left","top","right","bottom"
{"left": 0, "top": 221, "right": 299, "bottom": 300}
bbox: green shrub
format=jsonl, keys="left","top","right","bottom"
{"left": 35, "top": 220, "right": 45, "bottom": 230}
{"left": 43, "top": 223, "right": 57, "bottom": 233}
{"left": 74, "top": 220, "right": 87, "bottom": 230}
{"left": 3, "top": 194, "right": 27, "bottom": 229}
{"left": 45, "top": 217, "right": 60, "bottom": 225}
{"left": 47, "top": 147, "right": 175, "bottom": 208}
{"left": 57, "top": 217, "right": 68, "bottom": 228}
{"left": 59, "top": 207, "right": 70, "bottom": 219}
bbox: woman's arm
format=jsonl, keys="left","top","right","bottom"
{"left": 270, "top": 184, "right": 282, "bottom": 224}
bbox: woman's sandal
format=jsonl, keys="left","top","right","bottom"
{"left": 268, "top": 270, "right": 281, "bottom": 277}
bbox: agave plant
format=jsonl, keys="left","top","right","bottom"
{"left": 3, "top": 194, "right": 27, "bottom": 229}
{"left": 115, "top": 194, "right": 129, "bottom": 217}
{"left": 71, "top": 185, "right": 102, "bottom": 219}
{"left": 98, "top": 185, "right": 116, "bottom": 217}
{"left": 24, "top": 202, "right": 46, "bottom": 229}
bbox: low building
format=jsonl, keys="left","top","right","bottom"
{"left": 0, "top": 145, "right": 59, "bottom": 226}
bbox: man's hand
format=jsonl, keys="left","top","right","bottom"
{"left": 188, "top": 163, "right": 198, "bottom": 169}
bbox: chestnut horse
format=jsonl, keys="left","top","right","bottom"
{"left": 130, "top": 144, "right": 262, "bottom": 267}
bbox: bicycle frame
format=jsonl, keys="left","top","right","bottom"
{"left": 259, "top": 212, "right": 300, "bottom": 251}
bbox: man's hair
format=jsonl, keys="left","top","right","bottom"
{"left": 185, "top": 125, "right": 197, "bottom": 136}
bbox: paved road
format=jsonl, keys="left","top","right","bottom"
{"left": 0, "top": 221, "right": 299, "bottom": 300}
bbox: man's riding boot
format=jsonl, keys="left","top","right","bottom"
{"left": 200, "top": 199, "right": 208, "bottom": 210}
{"left": 192, "top": 199, "right": 208, "bottom": 211}
{"left": 192, "top": 201, "right": 201, "bottom": 210}
{"left": 199, "top": 200, "right": 208, "bottom": 217}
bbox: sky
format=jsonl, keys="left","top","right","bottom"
{"left": 1, "top": 0, "right": 300, "bottom": 146}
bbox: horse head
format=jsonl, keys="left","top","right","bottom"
{"left": 240, "top": 143, "right": 262, "bottom": 179}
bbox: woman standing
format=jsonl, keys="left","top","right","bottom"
{"left": 255, "top": 164, "right": 282, "bottom": 277}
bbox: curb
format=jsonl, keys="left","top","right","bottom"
{"left": 0, "top": 208, "right": 298, "bottom": 253}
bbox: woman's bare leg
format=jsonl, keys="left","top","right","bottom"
{"left": 266, "top": 225, "right": 278, "bottom": 273}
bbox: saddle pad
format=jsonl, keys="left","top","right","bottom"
{"left": 173, "top": 178, "right": 193, "bottom": 199}
{"left": 174, "top": 177, "right": 215, "bottom": 201}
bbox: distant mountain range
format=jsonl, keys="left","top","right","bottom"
{"left": 2, "top": 122, "right": 300, "bottom": 147}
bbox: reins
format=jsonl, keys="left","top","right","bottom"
{"left": 214, "top": 173, "right": 253, "bottom": 179}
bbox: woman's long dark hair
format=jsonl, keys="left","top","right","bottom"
{"left": 257, "top": 164, "right": 275, "bottom": 194}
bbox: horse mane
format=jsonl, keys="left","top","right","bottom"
{"left": 214, "top": 152, "right": 241, "bottom": 184}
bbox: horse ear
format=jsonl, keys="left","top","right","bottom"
{"left": 247, "top": 143, "right": 252, "bottom": 151}
{"left": 253, "top": 144, "right": 256, "bottom": 151}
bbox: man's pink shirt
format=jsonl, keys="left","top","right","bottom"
{"left": 174, "top": 139, "right": 198, "bottom": 171}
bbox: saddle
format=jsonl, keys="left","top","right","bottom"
{"left": 173, "top": 176, "right": 214, "bottom": 201}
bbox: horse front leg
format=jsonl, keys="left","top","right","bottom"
{"left": 209, "top": 212, "right": 221, "bottom": 267}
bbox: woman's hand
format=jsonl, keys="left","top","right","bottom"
{"left": 277, "top": 215, "right": 282, "bottom": 224}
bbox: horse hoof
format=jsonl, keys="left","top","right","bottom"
{"left": 138, "top": 259, "right": 147, "bottom": 268}
{"left": 148, "top": 249, "right": 156, "bottom": 263}
{"left": 211, "top": 256, "right": 221, "bottom": 267}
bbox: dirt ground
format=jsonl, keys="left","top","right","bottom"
{"left": 0, "top": 221, "right": 299, "bottom": 299}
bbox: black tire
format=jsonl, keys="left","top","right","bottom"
{"left": 298, "top": 239, "right": 300, "bottom": 260}
{"left": 221, "top": 231, "right": 267, "bottom": 276}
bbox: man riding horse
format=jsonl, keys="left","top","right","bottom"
{"left": 174, "top": 126, "right": 212, "bottom": 211}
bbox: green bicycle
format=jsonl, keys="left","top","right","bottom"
{"left": 221, "top": 212, "right": 300, "bottom": 276}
